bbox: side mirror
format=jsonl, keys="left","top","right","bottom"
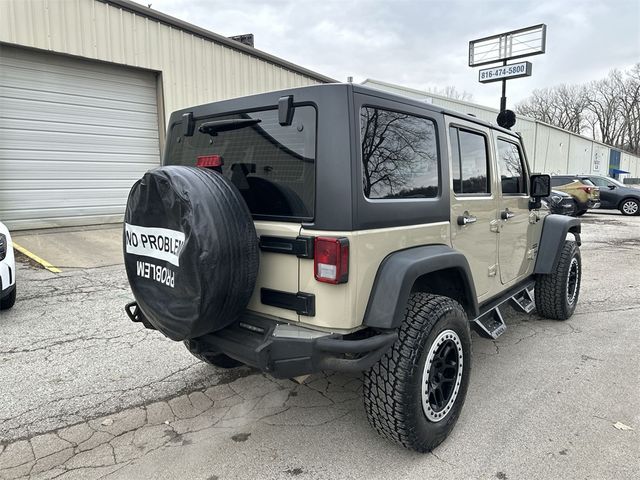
{"left": 530, "top": 174, "right": 551, "bottom": 198}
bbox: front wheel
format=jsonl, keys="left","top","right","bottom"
{"left": 0, "top": 286, "right": 16, "bottom": 310}
{"left": 535, "top": 241, "right": 581, "bottom": 320}
{"left": 363, "top": 293, "right": 471, "bottom": 452}
{"left": 620, "top": 198, "right": 640, "bottom": 216}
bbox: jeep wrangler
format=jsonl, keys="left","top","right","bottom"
{"left": 123, "top": 84, "right": 582, "bottom": 452}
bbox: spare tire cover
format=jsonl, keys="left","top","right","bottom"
{"left": 124, "top": 166, "right": 259, "bottom": 341}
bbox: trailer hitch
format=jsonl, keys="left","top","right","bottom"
{"left": 125, "top": 301, "right": 156, "bottom": 330}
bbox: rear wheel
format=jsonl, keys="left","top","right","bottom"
{"left": 575, "top": 209, "right": 587, "bottom": 216}
{"left": 0, "top": 286, "right": 16, "bottom": 310}
{"left": 620, "top": 198, "right": 639, "bottom": 216}
{"left": 363, "top": 293, "right": 471, "bottom": 452}
{"left": 535, "top": 241, "right": 581, "bottom": 320}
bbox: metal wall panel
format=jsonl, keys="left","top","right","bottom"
{"left": 534, "top": 124, "right": 571, "bottom": 174}
{"left": 567, "top": 134, "right": 592, "bottom": 174}
{"left": 591, "top": 144, "right": 609, "bottom": 175}
{"left": 0, "top": 45, "right": 160, "bottom": 229}
{"left": 0, "top": 0, "right": 323, "bottom": 122}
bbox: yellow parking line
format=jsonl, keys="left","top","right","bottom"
{"left": 12, "top": 242, "right": 62, "bottom": 273}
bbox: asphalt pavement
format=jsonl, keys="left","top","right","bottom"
{"left": 0, "top": 211, "right": 638, "bottom": 480}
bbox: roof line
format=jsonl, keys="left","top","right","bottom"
{"left": 362, "top": 78, "right": 640, "bottom": 155}
{"left": 99, "top": 0, "right": 337, "bottom": 84}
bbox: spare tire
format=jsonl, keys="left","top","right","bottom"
{"left": 123, "top": 166, "right": 259, "bottom": 341}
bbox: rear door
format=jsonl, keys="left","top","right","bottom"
{"left": 493, "top": 134, "right": 532, "bottom": 284}
{"left": 446, "top": 116, "right": 499, "bottom": 301}
{"left": 164, "top": 105, "right": 318, "bottom": 321}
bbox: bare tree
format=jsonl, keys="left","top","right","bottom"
{"left": 516, "top": 85, "right": 587, "bottom": 134}
{"left": 516, "top": 63, "right": 640, "bottom": 155}
{"left": 360, "top": 108, "right": 437, "bottom": 198}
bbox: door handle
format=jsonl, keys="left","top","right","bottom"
{"left": 501, "top": 210, "right": 516, "bottom": 220}
{"left": 457, "top": 213, "right": 477, "bottom": 225}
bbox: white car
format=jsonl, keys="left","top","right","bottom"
{"left": 0, "top": 221, "right": 16, "bottom": 310}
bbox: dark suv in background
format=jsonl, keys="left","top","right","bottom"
{"left": 579, "top": 175, "right": 640, "bottom": 216}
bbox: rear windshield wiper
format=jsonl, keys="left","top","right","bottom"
{"left": 199, "top": 119, "right": 261, "bottom": 136}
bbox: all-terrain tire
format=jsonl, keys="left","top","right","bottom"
{"left": 183, "top": 339, "right": 243, "bottom": 368}
{"left": 0, "top": 286, "right": 16, "bottom": 310}
{"left": 363, "top": 293, "right": 471, "bottom": 453}
{"left": 619, "top": 198, "right": 640, "bottom": 216}
{"left": 535, "top": 240, "right": 581, "bottom": 320}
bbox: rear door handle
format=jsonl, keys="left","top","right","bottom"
{"left": 501, "top": 210, "right": 516, "bottom": 220}
{"left": 457, "top": 213, "right": 477, "bottom": 225}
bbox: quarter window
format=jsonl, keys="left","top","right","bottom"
{"left": 497, "top": 139, "right": 526, "bottom": 194}
{"left": 449, "top": 127, "right": 489, "bottom": 194}
{"left": 360, "top": 107, "right": 439, "bottom": 199}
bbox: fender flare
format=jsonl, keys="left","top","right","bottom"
{"left": 534, "top": 214, "right": 581, "bottom": 274}
{"left": 363, "top": 245, "right": 478, "bottom": 330}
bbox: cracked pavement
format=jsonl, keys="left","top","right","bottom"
{"left": 1, "top": 211, "right": 639, "bottom": 479}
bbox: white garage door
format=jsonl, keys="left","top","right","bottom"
{"left": 0, "top": 45, "right": 161, "bottom": 230}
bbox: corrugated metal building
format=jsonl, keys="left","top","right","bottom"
{"left": 0, "top": 0, "right": 333, "bottom": 230}
{"left": 363, "top": 78, "right": 640, "bottom": 179}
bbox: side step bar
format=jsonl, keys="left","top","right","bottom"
{"left": 474, "top": 308, "right": 506, "bottom": 339}
{"left": 510, "top": 285, "right": 536, "bottom": 313}
{"left": 472, "top": 282, "right": 536, "bottom": 339}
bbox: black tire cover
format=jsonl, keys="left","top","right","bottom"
{"left": 124, "top": 166, "right": 259, "bottom": 341}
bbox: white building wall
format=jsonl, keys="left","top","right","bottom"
{"left": 0, "top": 0, "right": 326, "bottom": 124}
{"left": 534, "top": 124, "right": 571, "bottom": 174}
{"left": 621, "top": 151, "right": 640, "bottom": 177}
{"left": 567, "top": 135, "right": 592, "bottom": 174}
{"left": 591, "top": 144, "right": 609, "bottom": 175}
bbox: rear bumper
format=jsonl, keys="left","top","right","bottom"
{"left": 126, "top": 303, "right": 397, "bottom": 378}
{"left": 589, "top": 201, "right": 601, "bottom": 209}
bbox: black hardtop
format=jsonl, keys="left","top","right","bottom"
{"left": 168, "top": 83, "right": 521, "bottom": 140}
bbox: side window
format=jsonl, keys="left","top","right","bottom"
{"left": 551, "top": 177, "right": 567, "bottom": 187}
{"left": 449, "top": 127, "right": 489, "bottom": 194}
{"left": 360, "top": 107, "right": 439, "bottom": 199}
{"left": 497, "top": 139, "right": 527, "bottom": 194}
{"left": 589, "top": 177, "right": 608, "bottom": 187}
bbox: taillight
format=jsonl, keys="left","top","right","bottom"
{"left": 196, "top": 155, "right": 223, "bottom": 168}
{"left": 314, "top": 237, "right": 349, "bottom": 284}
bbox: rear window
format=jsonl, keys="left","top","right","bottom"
{"left": 165, "top": 106, "right": 316, "bottom": 220}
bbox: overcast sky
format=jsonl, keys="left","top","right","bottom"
{"left": 135, "top": 0, "right": 639, "bottom": 109}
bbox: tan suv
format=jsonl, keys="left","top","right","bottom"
{"left": 123, "top": 84, "right": 582, "bottom": 452}
{"left": 550, "top": 175, "right": 600, "bottom": 215}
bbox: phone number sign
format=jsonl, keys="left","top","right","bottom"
{"left": 478, "top": 61, "right": 532, "bottom": 83}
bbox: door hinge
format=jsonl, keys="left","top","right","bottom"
{"left": 490, "top": 219, "right": 500, "bottom": 233}
{"left": 488, "top": 264, "right": 498, "bottom": 277}
{"left": 526, "top": 247, "right": 537, "bottom": 260}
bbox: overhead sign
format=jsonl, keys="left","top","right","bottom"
{"left": 479, "top": 61, "right": 532, "bottom": 83}
{"left": 469, "top": 24, "right": 546, "bottom": 67}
